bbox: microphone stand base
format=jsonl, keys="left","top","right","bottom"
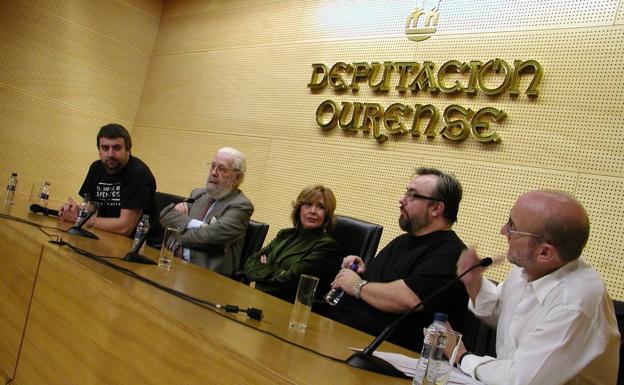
{"left": 68, "top": 226, "right": 99, "bottom": 240}
{"left": 346, "top": 351, "right": 409, "bottom": 378}
{"left": 123, "top": 252, "right": 157, "bottom": 265}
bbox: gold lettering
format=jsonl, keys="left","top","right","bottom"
{"left": 383, "top": 103, "right": 413, "bottom": 135}
{"left": 339, "top": 102, "right": 363, "bottom": 131}
{"left": 438, "top": 60, "right": 464, "bottom": 94}
{"left": 410, "top": 104, "right": 440, "bottom": 138}
{"left": 510, "top": 59, "right": 543, "bottom": 98}
{"left": 394, "top": 62, "right": 418, "bottom": 93}
{"left": 441, "top": 104, "right": 473, "bottom": 141}
{"left": 369, "top": 62, "right": 394, "bottom": 92}
{"left": 307, "top": 64, "right": 328, "bottom": 89}
{"left": 329, "top": 62, "right": 352, "bottom": 90}
{"left": 478, "top": 59, "right": 512, "bottom": 96}
{"left": 351, "top": 62, "right": 371, "bottom": 91}
{"left": 315, "top": 100, "right": 338, "bottom": 129}
{"left": 463, "top": 61, "right": 482, "bottom": 95}
{"left": 471, "top": 107, "right": 505, "bottom": 142}
{"left": 409, "top": 61, "right": 439, "bottom": 93}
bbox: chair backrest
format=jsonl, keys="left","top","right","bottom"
{"left": 147, "top": 192, "right": 186, "bottom": 248}
{"left": 614, "top": 300, "right": 624, "bottom": 385}
{"left": 239, "top": 220, "right": 269, "bottom": 270}
{"left": 331, "top": 215, "right": 383, "bottom": 265}
{"left": 155, "top": 191, "right": 185, "bottom": 213}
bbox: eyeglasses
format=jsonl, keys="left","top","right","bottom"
{"left": 503, "top": 218, "right": 544, "bottom": 239}
{"left": 209, "top": 163, "right": 238, "bottom": 175}
{"left": 403, "top": 190, "right": 439, "bottom": 202}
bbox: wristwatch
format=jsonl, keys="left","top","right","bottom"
{"left": 354, "top": 279, "right": 368, "bottom": 300}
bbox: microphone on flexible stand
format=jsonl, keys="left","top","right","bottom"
{"left": 146, "top": 195, "right": 200, "bottom": 250}
{"left": 126, "top": 195, "right": 201, "bottom": 264}
{"left": 67, "top": 205, "right": 99, "bottom": 240}
{"left": 123, "top": 228, "right": 156, "bottom": 265}
{"left": 29, "top": 204, "right": 60, "bottom": 217}
{"left": 346, "top": 257, "right": 493, "bottom": 378}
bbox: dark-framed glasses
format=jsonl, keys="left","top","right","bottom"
{"left": 403, "top": 189, "right": 439, "bottom": 202}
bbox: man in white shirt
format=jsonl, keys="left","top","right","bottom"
{"left": 452, "top": 190, "right": 620, "bottom": 385}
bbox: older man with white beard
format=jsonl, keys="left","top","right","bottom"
{"left": 160, "top": 147, "right": 253, "bottom": 275}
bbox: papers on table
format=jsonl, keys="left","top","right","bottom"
{"left": 348, "top": 348, "right": 484, "bottom": 385}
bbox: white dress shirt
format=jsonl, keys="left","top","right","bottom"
{"left": 182, "top": 203, "right": 217, "bottom": 261}
{"left": 459, "top": 258, "right": 620, "bottom": 385}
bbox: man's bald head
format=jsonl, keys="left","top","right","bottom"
{"left": 517, "top": 190, "right": 590, "bottom": 263}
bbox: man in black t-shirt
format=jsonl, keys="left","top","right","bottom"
{"left": 59, "top": 124, "right": 157, "bottom": 237}
{"left": 329, "top": 167, "right": 468, "bottom": 352}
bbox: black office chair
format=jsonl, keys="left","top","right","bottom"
{"left": 614, "top": 300, "right": 624, "bottom": 385}
{"left": 155, "top": 191, "right": 185, "bottom": 213}
{"left": 146, "top": 191, "right": 185, "bottom": 248}
{"left": 332, "top": 215, "right": 383, "bottom": 264}
{"left": 239, "top": 220, "right": 270, "bottom": 269}
{"left": 231, "top": 220, "right": 269, "bottom": 281}
{"left": 312, "top": 215, "right": 383, "bottom": 315}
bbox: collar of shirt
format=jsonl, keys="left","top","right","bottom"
{"left": 524, "top": 258, "right": 582, "bottom": 305}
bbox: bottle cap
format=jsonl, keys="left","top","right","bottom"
{"left": 11, "top": 172, "right": 17, "bottom": 176}
{"left": 433, "top": 312, "right": 448, "bottom": 323}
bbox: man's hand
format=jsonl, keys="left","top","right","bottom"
{"left": 331, "top": 268, "right": 360, "bottom": 296}
{"left": 443, "top": 322, "right": 467, "bottom": 365}
{"left": 174, "top": 202, "right": 189, "bottom": 216}
{"left": 457, "top": 248, "right": 486, "bottom": 302}
{"left": 58, "top": 197, "right": 78, "bottom": 223}
{"left": 341, "top": 255, "right": 365, "bottom": 274}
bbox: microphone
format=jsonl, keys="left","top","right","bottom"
{"left": 159, "top": 196, "right": 198, "bottom": 220}
{"left": 346, "top": 257, "right": 493, "bottom": 378}
{"left": 29, "top": 204, "right": 60, "bottom": 217}
{"left": 123, "top": 225, "right": 156, "bottom": 265}
{"left": 67, "top": 205, "right": 99, "bottom": 240}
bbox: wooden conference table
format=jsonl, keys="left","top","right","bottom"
{"left": 0, "top": 197, "right": 415, "bottom": 385}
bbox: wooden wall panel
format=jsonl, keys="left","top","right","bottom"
{"left": 20, "top": 0, "right": 162, "bottom": 54}
{"left": 154, "top": 0, "right": 303, "bottom": 55}
{"left": 0, "top": 0, "right": 163, "bottom": 203}
{"left": 131, "top": 126, "right": 271, "bottom": 204}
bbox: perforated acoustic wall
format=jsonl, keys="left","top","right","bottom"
{"left": 133, "top": 0, "right": 624, "bottom": 299}
{"left": 0, "top": 0, "right": 163, "bottom": 200}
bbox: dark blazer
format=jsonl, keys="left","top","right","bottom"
{"left": 160, "top": 188, "right": 253, "bottom": 275}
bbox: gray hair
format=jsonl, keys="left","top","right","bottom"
{"left": 218, "top": 147, "right": 246, "bottom": 173}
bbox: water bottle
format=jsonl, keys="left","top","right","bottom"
{"left": 324, "top": 263, "right": 358, "bottom": 305}
{"left": 412, "top": 312, "right": 448, "bottom": 385}
{"left": 132, "top": 214, "right": 150, "bottom": 251}
{"left": 39, "top": 182, "right": 51, "bottom": 208}
{"left": 76, "top": 194, "right": 92, "bottom": 225}
{"left": 5, "top": 172, "right": 18, "bottom": 204}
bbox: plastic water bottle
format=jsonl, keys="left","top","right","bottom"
{"left": 39, "top": 182, "right": 51, "bottom": 208}
{"left": 76, "top": 194, "right": 92, "bottom": 225}
{"left": 412, "top": 312, "right": 448, "bottom": 385}
{"left": 5, "top": 172, "right": 18, "bottom": 204}
{"left": 324, "top": 263, "right": 359, "bottom": 305}
{"left": 132, "top": 214, "right": 150, "bottom": 251}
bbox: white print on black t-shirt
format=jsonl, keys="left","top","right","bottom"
{"left": 96, "top": 182, "right": 121, "bottom": 207}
